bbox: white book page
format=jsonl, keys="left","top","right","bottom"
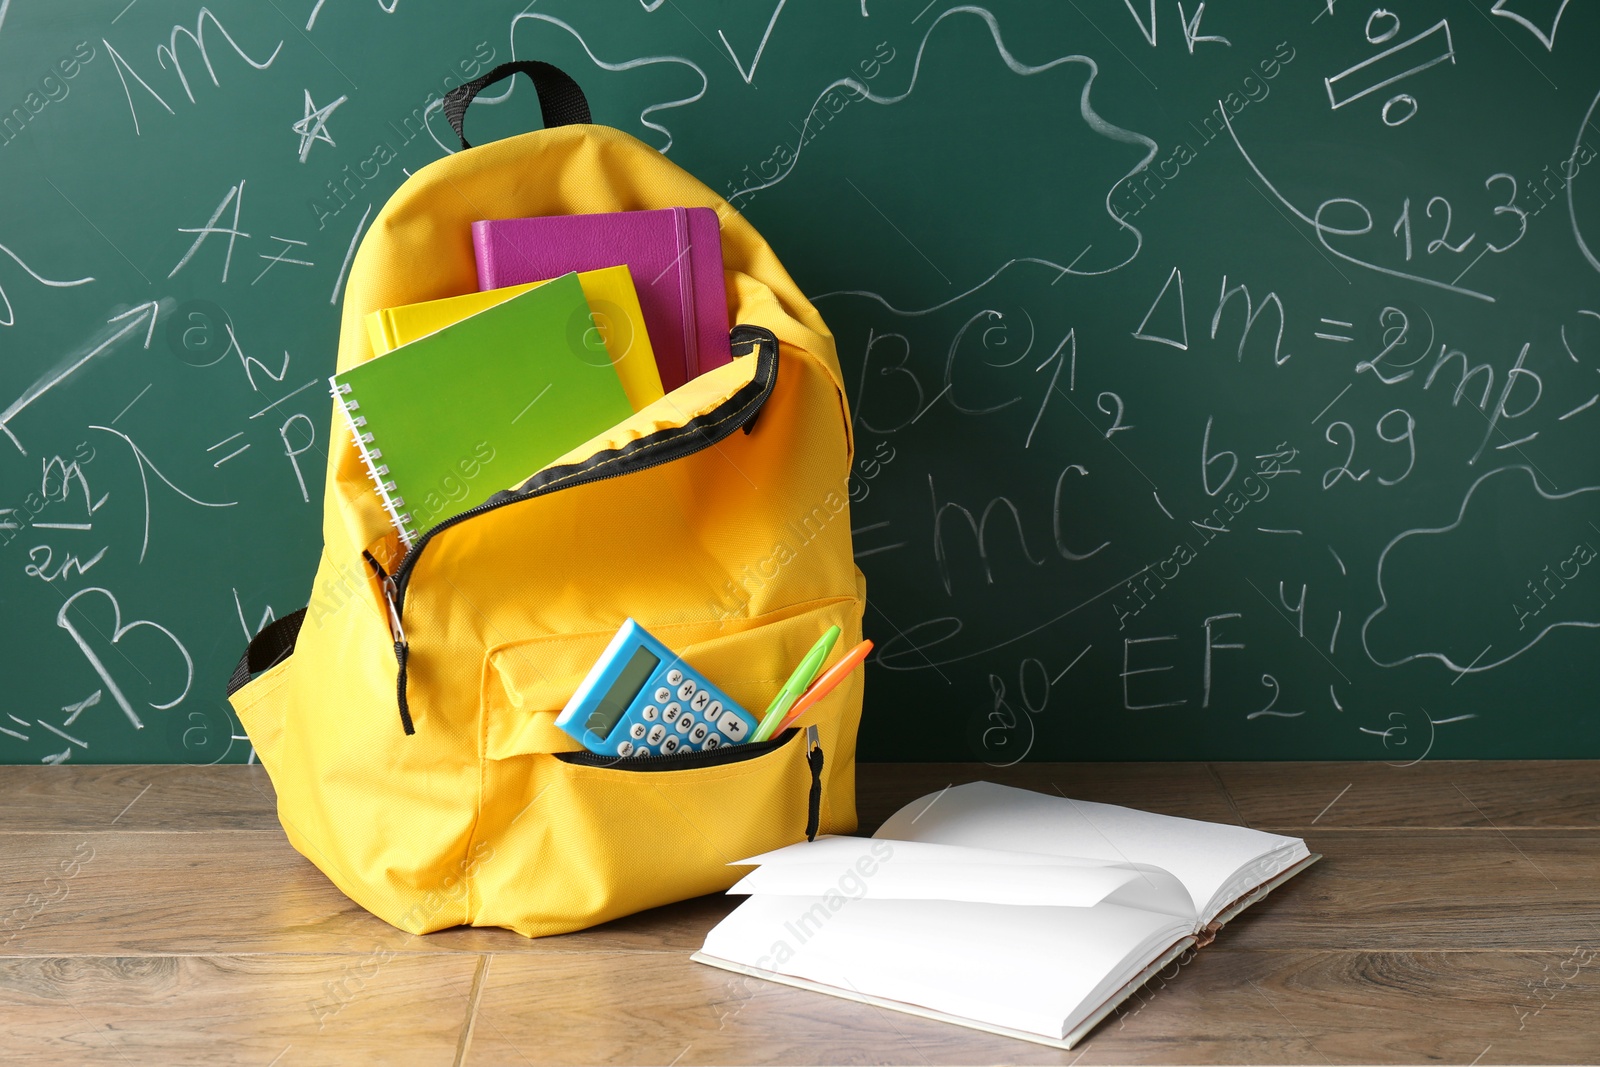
{"left": 726, "top": 837, "right": 1194, "bottom": 917}
{"left": 875, "top": 782, "right": 1308, "bottom": 924}
{"left": 700, "top": 894, "right": 1192, "bottom": 1039}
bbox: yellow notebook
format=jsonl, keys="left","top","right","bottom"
{"left": 366, "top": 265, "right": 666, "bottom": 411}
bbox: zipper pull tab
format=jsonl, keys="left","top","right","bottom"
{"left": 804, "top": 725, "right": 824, "bottom": 842}
{"left": 364, "top": 550, "right": 415, "bottom": 736}
{"left": 380, "top": 573, "right": 407, "bottom": 647}
{"left": 371, "top": 559, "right": 416, "bottom": 735}
{"left": 364, "top": 550, "right": 408, "bottom": 648}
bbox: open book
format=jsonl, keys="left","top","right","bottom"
{"left": 693, "top": 782, "right": 1318, "bottom": 1049}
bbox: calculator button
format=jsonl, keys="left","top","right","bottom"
{"left": 662, "top": 703, "right": 680, "bottom": 723}
{"left": 717, "top": 712, "right": 749, "bottom": 742}
{"left": 677, "top": 680, "right": 697, "bottom": 701}
{"left": 666, "top": 669, "right": 684, "bottom": 685}
{"left": 690, "top": 691, "right": 710, "bottom": 713}
{"left": 675, "top": 716, "right": 693, "bottom": 734}
{"left": 706, "top": 700, "right": 722, "bottom": 718}
{"left": 654, "top": 687, "right": 672, "bottom": 704}
{"left": 641, "top": 705, "right": 658, "bottom": 722}
{"left": 616, "top": 741, "right": 634, "bottom": 757}
{"left": 647, "top": 724, "right": 666, "bottom": 745}
{"left": 661, "top": 735, "right": 680, "bottom": 754}
{"left": 629, "top": 722, "right": 646, "bottom": 740}
{"left": 690, "top": 723, "right": 709, "bottom": 744}
{"left": 704, "top": 734, "right": 722, "bottom": 750}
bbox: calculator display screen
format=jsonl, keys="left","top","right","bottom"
{"left": 585, "top": 645, "right": 661, "bottom": 739}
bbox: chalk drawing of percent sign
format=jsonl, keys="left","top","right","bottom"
{"left": 1323, "top": 14, "right": 1455, "bottom": 128}
{"left": 1361, "top": 465, "right": 1600, "bottom": 677}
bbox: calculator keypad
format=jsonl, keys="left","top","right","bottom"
{"left": 577, "top": 648, "right": 756, "bottom": 759}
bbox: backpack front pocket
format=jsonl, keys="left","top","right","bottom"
{"left": 472, "top": 725, "right": 825, "bottom": 937}
{"left": 471, "top": 593, "right": 860, "bottom": 937}
{"left": 481, "top": 594, "right": 860, "bottom": 753}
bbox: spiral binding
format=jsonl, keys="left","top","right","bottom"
{"left": 329, "top": 376, "right": 420, "bottom": 548}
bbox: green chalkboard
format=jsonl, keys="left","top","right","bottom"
{"left": 1, "top": 1, "right": 1596, "bottom": 764}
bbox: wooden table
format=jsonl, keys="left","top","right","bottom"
{"left": 2, "top": 761, "right": 1596, "bottom": 1065}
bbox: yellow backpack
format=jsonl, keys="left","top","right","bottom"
{"left": 226, "top": 62, "right": 863, "bottom": 938}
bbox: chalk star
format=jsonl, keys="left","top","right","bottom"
{"left": 292, "top": 89, "right": 347, "bottom": 163}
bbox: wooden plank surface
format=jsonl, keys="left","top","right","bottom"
{"left": 0, "top": 830, "right": 743, "bottom": 958}
{"left": 1211, "top": 830, "right": 1600, "bottom": 952}
{"left": 4, "top": 827, "right": 1596, "bottom": 956}
{"left": 465, "top": 948, "right": 1600, "bottom": 1066}
{"left": 1212, "top": 760, "right": 1600, "bottom": 830}
{"left": 0, "top": 765, "right": 279, "bottom": 833}
{"left": 0, "top": 762, "right": 1594, "bottom": 1065}
{"left": 0, "top": 953, "right": 482, "bottom": 1067}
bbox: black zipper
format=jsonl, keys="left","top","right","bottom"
{"left": 557, "top": 723, "right": 826, "bottom": 842}
{"left": 362, "top": 549, "right": 413, "bottom": 734}
{"left": 378, "top": 325, "right": 779, "bottom": 735}
{"left": 554, "top": 727, "right": 798, "bottom": 771}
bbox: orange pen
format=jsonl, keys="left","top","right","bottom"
{"left": 771, "top": 639, "right": 872, "bottom": 735}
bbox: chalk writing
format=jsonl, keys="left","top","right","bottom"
{"left": 89, "top": 424, "right": 236, "bottom": 562}
{"left": 104, "top": 8, "right": 282, "bottom": 135}
{"left": 57, "top": 587, "right": 193, "bottom": 730}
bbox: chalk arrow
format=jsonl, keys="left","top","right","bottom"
{"left": 108, "top": 300, "right": 161, "bottom": 348}
{"left": 1, "top": 300, "right": 167, "bottom": 454}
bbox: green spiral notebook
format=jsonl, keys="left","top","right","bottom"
{"left": 330, "top": 272, "right": 634, "bottom": 547}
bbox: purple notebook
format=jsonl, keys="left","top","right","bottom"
{"left": 472, "top": 207, "right": 730, "bottom": 393}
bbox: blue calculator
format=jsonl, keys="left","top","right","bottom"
{"left": 556, "top": 619, "right": 758, "bottom": 757}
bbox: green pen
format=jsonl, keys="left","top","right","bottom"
{"left": 752, "top": 626, "right": 841, "bottom": 742}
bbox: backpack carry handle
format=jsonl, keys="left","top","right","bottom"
{"left": 441, "top": 61, "right": 592, "bottom": 150}
{"left": 226, "top": 607, "right": 307, "bottom": 697}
